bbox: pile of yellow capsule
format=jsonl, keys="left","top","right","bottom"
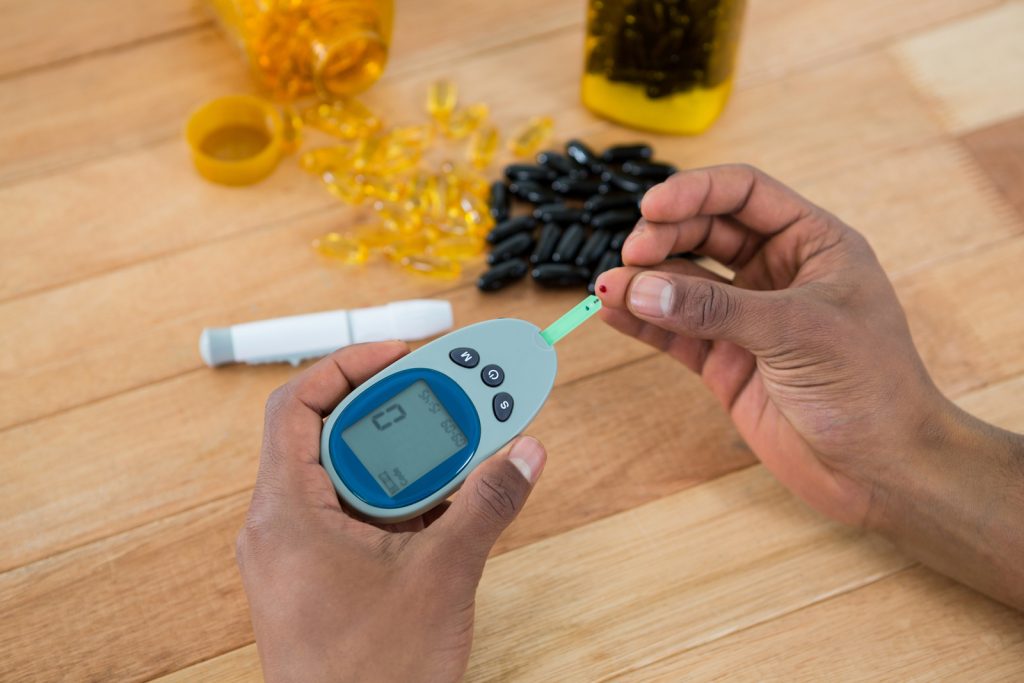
{"left": 301, "top": 80, "right": 554, "bottom": 278}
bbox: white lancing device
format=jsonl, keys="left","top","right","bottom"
{"left": 199, "top": 300, "right": 454, "bottom": 367}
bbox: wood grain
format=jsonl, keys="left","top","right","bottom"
{"left": 891, "top": 0, "right": 1024, "bottom": 134}
{"left": 615, "top": 566, "right": 1024, "bottom": 681}
{"left": 961, "top": 114, "right": 1024, "bottom": 219}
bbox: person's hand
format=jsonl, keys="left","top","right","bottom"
{"left": 235, "top": 342, "right": 547, "bottom": 683}
{"left": 596, "top": 164, "right": 944, "bottom": 527}
{"left": 595, "top": 164, "right": 1024, "bottom": 610}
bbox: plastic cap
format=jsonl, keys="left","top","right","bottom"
{"left": 184, "top": 94, "right": 284, "bottom": 186}
{"left": 199, "top": 327, "right": 236, "bottom": 367}
{"left": 350, "top": 300, "right": 453, "bottom": 344}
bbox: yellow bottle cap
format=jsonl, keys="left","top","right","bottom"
{"left": 184, "top": 94, "right": 284, "bottom": 186}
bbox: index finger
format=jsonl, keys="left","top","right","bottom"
{"left": 626, "top": 164, "right": 819, "bottom": 267}
{"left": 262, "top": 341, "right": 410, "bottom": 467}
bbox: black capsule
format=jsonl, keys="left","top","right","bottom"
{"left": 477, "top": 258, "right": 529, "bottom": 292}
{"left": 504, "top": 164, "right": 557, "bottom": 183}
{"left": 590, "top": 208, "right": 640, "bottom": 231}
{"left": 609, "top": 230, "right": 630, "bottom": 251}
{"left": 488, "top": 181, "right": 510, "bottom": 222}
{"left": 575, "top": 230, "right": 613, "bottom": 267}
{"left": 600, "top": 169, "right": 649, "bottom": 194}
{"left": 487, "top": 231, "right": 534, "bottom": 265}
{"left": 532, "top": 263, "right": 591, "bottom": 288}
{"left": 551, "top": 223, "right": 586, "bottom": 263}
{"left": 622, "top": 160, "right": 678, "bottom": 181}
{"left": 533, "top": 203, "right": 586, "bottom": 225}
{"left": 486, "top": 215, "right": 535, "bottom": 244}
{"left": 552, "top": 177, "right": 604, "bottom": 197}
{"left": 588, "top": 250, "right": 623, "bottom": 294}
{"left": 531, "top": 223, "right": 562, "bottom": 264}
{"left": 566, "top": 139, "right": 603, "bottom": 173}
{"left": 508, "top": 180, "right": 558, "bottom": 205}
{"left": 536, "top": 150, "right": 587, "bottom": 178}
{"left": 600, "top": 143, "right": 654, "bottom": 164}
{"left": 583, "top": 192, "right": 642, "bottom": 215}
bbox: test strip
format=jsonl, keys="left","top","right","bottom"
{"left": 540, "top": 295, "right": 602, "bottom": 346}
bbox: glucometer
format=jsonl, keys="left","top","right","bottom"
{"left": 321, "top": 295, "right": 602, "bottom": 522}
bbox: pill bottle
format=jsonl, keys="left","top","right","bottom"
{"left": 207, "top": 0, "right": 394, "bottom": 101}
{"left": 582, "top": 0, "right": 746, "bottom": 135}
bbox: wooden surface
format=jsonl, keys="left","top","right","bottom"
{"left": 2, "top": 0, "right": 1023, "bottom": 680}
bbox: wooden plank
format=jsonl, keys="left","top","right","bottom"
{"left": 891, "top": 0, "right": 1024, "bottom": 134}
{"left": 0, "top": 0, "right": 207, "bottom": 78}
{"left": 150, "top": 368, "right": 1024, "bottom": 682}
{"left": 735, "top": 0, "right": 1002, "bottom": 87}
{"left": 614, "top": 566, "right": 1024, "bottom": 681}
{"left": 0, "top": 356, "right": 751, "bottom": 680}
{"left": 0, "top": 51, "right": 955, "bottom": 429}
{"left": 961, "top": 114, "right": 1024, "bottom": 219}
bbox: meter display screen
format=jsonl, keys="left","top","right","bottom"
{"left": 341, "top": 380, "right": 468, "bottom": 497}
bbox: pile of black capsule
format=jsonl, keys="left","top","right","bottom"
{"left": 478, "top": 139, "right": 677, "bottom": 294}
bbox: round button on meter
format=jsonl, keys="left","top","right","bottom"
{"left": 481, "top": 364, "right": 504, "bottom": 387}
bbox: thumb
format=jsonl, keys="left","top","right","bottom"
{"left": 627, "top": 271, "right": 794, "bottom": 354}
{"left": 433, "top": 436, "right": 546, "bottom": 566}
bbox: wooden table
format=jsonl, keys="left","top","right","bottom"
{"left": 2, "top": 0, "right": 1024, "bottom": 679}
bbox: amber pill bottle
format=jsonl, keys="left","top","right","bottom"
{"left": 207, "top": 0, "right": 394, "bottom": 101}
{"left": 582, "top": 0, "right": 746, "bottom": 134}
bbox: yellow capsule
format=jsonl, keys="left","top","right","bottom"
{"left": 312, "top": 232, "right": 369, "bottom": 265}
{"left": 459, "top": 194, "right": 493, "bottom": 231}
{"left": 354, "top": 223, "right": 402, "bottom": 249}
{"left": 468, "top": 125, "right": 500, "bottom": 169}
{"left": 300, "top": 146, "right": 350, "bottom": 175}
{"left": 387, "top": 124, "right": 435, "bottom": 153}
{"left": 400, "top": 254, "right": 462, "bottom": 279}
{"left": 376, "top": 201, "right": 423, "bottom": 234}
{"left": 303, "top": 99, "right": 381, "bottom": 139}
{"left": 444, "top": 103, "right": 489, "bottom": 139}
{"left": 426, "top": 79, "right": 458, "bottom": 121}
{"left": 322, "top": 171, "right": 364, "bottom": 204}
{"left": 384, "top": 233, "right": 431, "bottom": 261}
{"left": 509, "top": 116, "right": 554, "bottom": 157}
{"left": 350, "top": 136, "right": 382, "bottom": 171}
{"left": 430, "top": 234, "right": 484, "bottom": 261}
{"left": 280, "top": 105, "right": 303, "bottom": 154}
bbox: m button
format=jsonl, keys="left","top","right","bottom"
{"left": 449, "top": 347, "right": 479, "bottom": 368}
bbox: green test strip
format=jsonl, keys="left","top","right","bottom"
{"left": 540, "top": 295, "right": 602, "bottom": 346}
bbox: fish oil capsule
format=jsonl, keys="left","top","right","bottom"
{"left": 536, "top": 150, "right": 586, "bottom": 178}
{"left": 566, "top": 139, "right": 603, "bottom": 173}
{"left": 300, "top": 146, "right": 351, "bottom": 175}
{"left": 600, "top": 169, "right": 648, "bottom": 194}
{"left": 583, "top": 192, "right": 642, "bottom": 214}
{"left": 551, "top": 223, "right": 586, "bottom": 263}
{"left": 280, "top": 105, "right": 304, "bottom": 154}
{"left": 532, "top": 263, "right": 591, "bottom": 287}
{"left": 531, "top": 223, "right": 562, "bottom": 264}
{"left": 384, "top": 233, "right": 432, "bottom": 261}
{"left": 489, "top": 181, "right": 511, "bottom": 222}
{"left": 504, "top": 164, "right": 557, "bottom": 183}
{"left": 552, "top": 177, "right": 604, "bottom": 197}
{"left": 304, "top": 99, "right": 381, "bottom": 139}
{"left": 427, "top": 79, "right": 458, "bottom": 121}
{"left": 621, "top": 160, "right": 678, "bottom": 181}
{"left": 468, "top": 125, "right": 499, "bottom": 169}
{"left": 509, "top": 181, "right": 558, "bottom": 205}
{"left": 588, "top": 249, "right": 623, "bottom": 294}
{"left": 401, "top": 254, "right": 462, "bottom": 279}
{"left": 609, "top": 229, "right": 630, "bottom": 251}
{"left": 487, "top": 215, "right": 536, "bottom": 244}
{"left": 323, "top": 171, "right": 365, "bottom": 204}
{"left": 477, "top": 258, "right": 528, "bottom": 292}
{"left": 534, "top": 204, "right": 585, "bottom": 225}
{"left": 444, "top": 103, "right": 489, "bottom": 139}
{"left": 430, "top": 234, "right": 484, "bottom": 260}
{"left": 600, "top": 143, "right": 653, "bottom": 164}
{"left": 354, "top": 223, "right": 402, "bottom": 249}
{"left": 312, "top": 232, "right": 369, "bottom": 265}
{"left": 575, "top": 230, "right": 612, "bottom": 267}
{"left": 590, "top": 208, "right": 640, "bottom": 231}
{"left": 509, "top": 116, "right": 554, "bottom": 158}
{"left": 487, "top": 231, "right": 534, "bottom": 264}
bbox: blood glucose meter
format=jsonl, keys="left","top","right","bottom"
{"left": 320, "top": 296, "right": 601, "bottom": 522}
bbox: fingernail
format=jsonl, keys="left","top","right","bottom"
{"left": 508, "top": 437, "right": 544, "bottom": 484}
{"left": 629, "top": 274, "right": 673, "bottom": 318}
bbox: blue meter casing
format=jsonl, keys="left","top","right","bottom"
{"left": 320, "top": 318, "right": 557, "bottom": 522}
